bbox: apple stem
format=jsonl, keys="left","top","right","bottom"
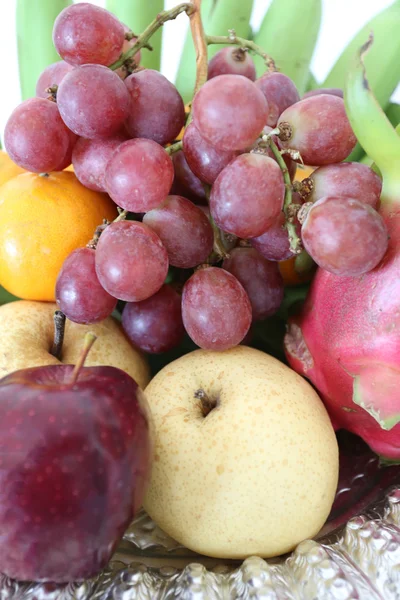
{"left": 69, "top": 333, "right": 97, "bottom": 385}
{"left": 50, "top": 310, "right": 66, "bottom": 360}
{"left": 194, "top": 388, "right": 217, "bottom": 417}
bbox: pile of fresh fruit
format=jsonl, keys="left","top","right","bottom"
{"left": 0, "top": 0, "right": 399, "bottom": 589}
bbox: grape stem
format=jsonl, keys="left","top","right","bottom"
{"left": 165, "top": 140, "right": 183, "bottom": 155}
{"left": 206, "top": 33, "right": 276, "bottom": 71}
{"left": 87, "top": 210, "right": 129, "bottom": 250}
{"left": 269, "top": 140, "right": 302, "bottom": 255}
{"left": 50, "top": 310, "right": 66, "bottom": 360}
{"left": 189, "top": 0, "right": 208, "bottom": 96}
{"left": 109, "top": 3, "right": 195, "bottom": 71}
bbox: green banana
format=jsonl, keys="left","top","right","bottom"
{"left": 106, "top": 0, "right": 164, "bottom": 71}
{"left": 305, "top": 71, "right": 319, "bottom": 92}
{"left": 17, "top": 0, "right": 71, "bottom": 100}
{"left": 253, "top": 0, "right": 322, "bottom": 95}
{"left": 206, "top": 0, "right": 254, "bottom": 59}
{"left": 323, "top": 0, "right": 400, "bottom": 110}
{"left": 386, "top": 102, "right": 400, "bottom": 127}
{"left": 175, "top": 0, "right": 253, "bottom": 104}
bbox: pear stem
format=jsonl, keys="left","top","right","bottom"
{"left": 69, "top": 333, "right": 97, "bottom": 385}
{"left": 195, "top": 388, "right": 217, "bottom": 417}
{"left": 50, "top": 310, "right": 66, "bottom": 360}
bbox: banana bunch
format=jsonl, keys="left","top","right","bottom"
{"left": 17, "top": 0, "right": 71, "bottom": 100}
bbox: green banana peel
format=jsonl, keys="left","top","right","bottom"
{"left": 253, "top": 0, "right": 322, "bottom": 95}
{"left": 17, "top": 0, "right": 71, "bottom": 100}
{"left": 344, "top": 35, "right": 400, "bottom": 203}
{"left": 324, "top": 0, "right": 400, "bottom": 109}
{"left": 106, "top": 0, "right": 164, "bottom": 71}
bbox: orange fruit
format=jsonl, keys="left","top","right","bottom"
{"left": 279, "top": 257, "right": 314, "bottom": 286}
{"left": 294, "top": 164, "right": 315, "bottom": 182}
{"left": 0, "top": 171, "right": 118, "bottom": 301}
{"left": 0, "top": 150, "right": 25, "bottom": 186}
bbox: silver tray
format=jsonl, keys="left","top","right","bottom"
{"left": 2, "top": 432, "right": 400, "bottom": 599}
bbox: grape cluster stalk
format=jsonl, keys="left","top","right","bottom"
{"left": 4, "top": 0, "right": 387, "bottom": 353}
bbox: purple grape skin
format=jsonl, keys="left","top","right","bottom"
{"left": 304, "top": 162, "right": 382, "bottom": 209}
{"left": 208, "top": 47, "right": 256, "bottom": 81}
{"left": 35, "top": 61, "right": 74, "bottom": 98}
{"left": 4, "top": 98, "right": 71, "bottom": 173}
{"left": 171, "top": 151, "right": 208, "bottom": 205}
{"left": 250, "top": 214, "right": 294, "bottom": 262}
{"left": 255, "top": 72, "right": 300, "bottom": 127}
{"left": 56, "top": 247, "right": 117, "bottom": 324}
{"left": 303, "top": 88, "right": 343, "bottom": 99}
{"left": 52, "top": 3, "right": 125, "bottom": 66}
{"left": 95, "top": 221, "right": 169, "bottom": 302}
{"left": 301, "top": 196, "right": 389, "bottom": 276}
{"left": 278, "top": 95, "right": 357, "bottom": 166}
{"left": 105, "top": 139, "right": 174, "bottom": 212}
{"left": 143, "top": 195, "right": 214, "bottom": 268}
{"left": 57, "top": 65, "right": 131, "bottom": 139}
{"left": 182, "top": 123, "right": 237, "bottom": 185}
{"left": 72, "top": 134, "right": 129, "bottom": 192}
{"left": 125, "top": 70, "right": 185, "bottom": 146}
{"left": 192, "top": 74, "right": 268, "bottom": 151}
{"left": 210, "top": 153, "right": 285, "bottom": 239}
{"left": 182, "top": 267, "right": 252, "bottom": 351}
{"left": 122, "top": 284, "right": 185, "bottom": 354}
{"left": 223, "top": 247, "right": 284, "bottom": 320}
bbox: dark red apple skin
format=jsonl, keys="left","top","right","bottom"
{"left": 0, "top": 365, "right": 152, "bottom": 583}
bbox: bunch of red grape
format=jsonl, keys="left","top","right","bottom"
{"left": 4, "top": 2, "right": 388, "bottom": 354}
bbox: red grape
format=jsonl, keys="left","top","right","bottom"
{"left": 52, "top": 3, "right": 125, "bottom": 66}
{"left": 182, "top": 122, "right": 237, "bottom": 185}
{"left": 250, "top": 213, "right": 294, "bottom": 262}
{"left": 95, "top": 221, "right": 169, "bottom": 302}
{"left": 255, "top": 72, "right": 300, "bottom": 128}
{"left": 223, "top": 247, "right": 284, "bottom": 320}
{"left": 143, "top": 195, "right": 214, "bottom": 268}
{"left": 35, "top": 61, "right": 74, "bottom": 98}
{"left": 115, "top": 26, "right": 141, "bottom": 80}
{"left": 105, "top": 139, "right": 174, "bottom": 212}
{"left": 125, "top": 70, "right": 185, "bottom": 145}
{"left": 182, "top": 267, "right": 251, "bottom": 350}
{"left": 122, "top": 284, "right": 184, "bottom": 353}
{"left": 303, "top": 88, "right": 343, "bottom": 99}
{"left": 72, "top": 134, "right": 128, "bottom": 192}
{"left": 54, "top": 128, "right": 79, "bottom": 171}
{"left": 192, "top": 74, "right": 268, "bottom": 150}
{"left": 57, "top": 65, "right": 130, "bottom": 139}
{"left": 171, "top": 151, "right": 208, "bottom": 204}
{"left": 210, "top": 153, "right": 284, "bottom": 238}
{"left": 300, "top": 196, "right": 389, "bottom": 276}
{"left": 208, "top": 47, "right": 256, "bottom": 81}
{"left": 278, "top": 95, "right": 357, "bottom": 166}
{"left": 56, "top": 247, "right": 117, "bottom": 324}
{"left": 302, "top": 162, "right": 382, "bottom": 208}
{"left": 4, "top": 98, "right": 71, "bottom": 173}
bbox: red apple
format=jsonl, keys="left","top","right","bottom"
{"left": 0, "top": 360, "right": 152, "bottom": 582}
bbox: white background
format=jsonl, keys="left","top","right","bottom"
{"left": 0, "top": 0, "right": 398, "bottom": 138}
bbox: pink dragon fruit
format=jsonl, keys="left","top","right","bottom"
{"left": 285, "top": 37, "right": 400, "bottom": 461}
